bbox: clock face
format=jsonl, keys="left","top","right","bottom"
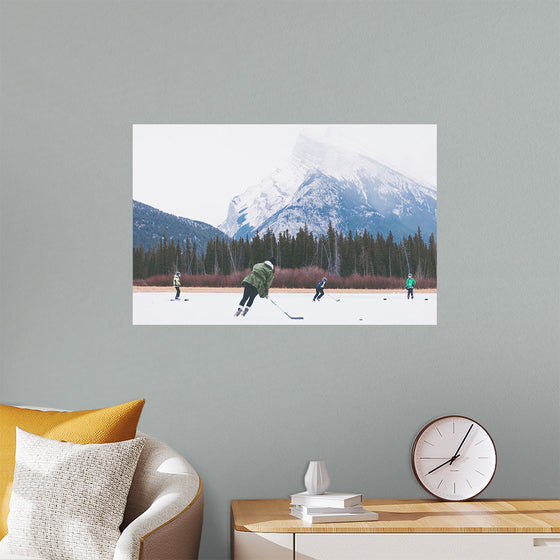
{"left": 412, "top": 416, "right": 497, "bottom": 501}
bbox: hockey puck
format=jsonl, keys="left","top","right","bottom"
{"left": 425, "top": 298, "right": 428, "bottom": 301}
{"left": 359, "top": 318, "right": 364, "bottom": 321}
{"left": 383, "top": 298, "right": 387, "bottom": 300}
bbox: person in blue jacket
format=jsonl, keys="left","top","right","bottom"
{"left": 313, "top": 277, "right": 327, "bottom": 301}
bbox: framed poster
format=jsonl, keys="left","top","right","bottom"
{"left": 133, "top": 124, "right": 436, "bottom": 325}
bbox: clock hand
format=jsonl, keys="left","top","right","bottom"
{"left": 449, "top": 424, "right": 473, "bottom": 465}
{"left": 426, "top": 455, "right": 460, "bottom": 475}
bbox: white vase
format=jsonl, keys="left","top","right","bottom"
{"left": 304, "top": 460, "right": 330, "bottom": 495}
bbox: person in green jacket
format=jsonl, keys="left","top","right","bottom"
{"left": 235, "top": 259, "right": 275, "bottom": 317}
{"left": 406, "top": 273, "right": 416, "bottom": 300}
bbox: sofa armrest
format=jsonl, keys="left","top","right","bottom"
{"left": 114, "top": 433, "right": 203, "bottom": 560}
{"left": 114, "top": 485, "right": 203, "bottom": 560}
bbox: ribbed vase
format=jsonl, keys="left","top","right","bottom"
{"left": 304, "top": 460, "right": 330, "bottom": 495}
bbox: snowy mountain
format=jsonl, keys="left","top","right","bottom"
{"left": 219, "top": 134, "right": 437, "bottom": 240}
{"left": 133, "top": 200, "right": 226, "bottom": 250}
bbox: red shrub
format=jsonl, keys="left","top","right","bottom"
{"left": 179, "top": 271, "right": 247, "bottom": 287}
{"left": 145, "top": 275, "right": 174, "bottom": 286}
{"left": 135, "top": 269, "right": 437, "bottom": 290}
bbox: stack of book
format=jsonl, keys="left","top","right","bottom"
{"left": 289, "top": 491, "right": 378, "bottom": 523}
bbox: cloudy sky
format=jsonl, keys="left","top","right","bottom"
{"left": 133, "top": 124, "right": 437, "bottom": 227}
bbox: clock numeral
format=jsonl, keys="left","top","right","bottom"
{"left": 474, "top": 440, "right": 485, "bottom": 446}
{"left": 466, "top": 479, "right": 472, "bottom": 489}
{"left": 475, "top": 470, "right": 485, "bottom": 476}
{"left": 435, "top": 427, "right": 443, "bottom": 438}
{"left": 437, "top": 479, "right": 443, "bottom": 489}
{"left": 423, "top": 439, "right": 435, "bottom": 446}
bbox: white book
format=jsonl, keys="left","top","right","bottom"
{"left": 290, "top": 506, "right": 378, "bottom": 524}
{"left": 292, "top": 504, "right": 366, "bottom": 514}
{"left": 290, "top": 491, "right": 363, "bottom": 508}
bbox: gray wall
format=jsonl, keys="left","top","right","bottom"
{"left": 1, "top": 1, "right": 558, "bottom": 559}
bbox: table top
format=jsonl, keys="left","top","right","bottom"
{"left": 231, "top": 499, "right": 560, "bottom": 533}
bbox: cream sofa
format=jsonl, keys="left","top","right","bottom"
{"left": 0, "top": 432, "right": 204, "bottom": 560}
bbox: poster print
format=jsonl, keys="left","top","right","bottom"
{"left": 133, "top": 125, "right": 437, "bottom": 325}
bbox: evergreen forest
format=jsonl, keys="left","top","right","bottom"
{"left": 133, "top": 224, "right": 436, "bottom": 288}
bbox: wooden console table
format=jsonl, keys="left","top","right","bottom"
{"left": 231, "top": 499, "right": 560, "bottom": 559}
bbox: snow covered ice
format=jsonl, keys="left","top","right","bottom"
{"left": 133, "top": 291, "right": 437, "bottom": 325}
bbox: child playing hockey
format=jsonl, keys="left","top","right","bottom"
{"left": 313, "top": 277, "right": 327, "bottom": 301}
{"left": 406, "top": 273, "right": 416, "bottom": 299}
{"left": 173, "top": 271, "right": 181, "bottom": 300}
{"left": 235, "top": 259, "right": 275, "bottom": 317}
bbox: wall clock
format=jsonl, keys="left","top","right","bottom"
{"left": 411, "top": 415, "right": 497, "bottom": 501}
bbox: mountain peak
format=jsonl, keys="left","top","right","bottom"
{"left": 219, "top": 136, "right": 437, "bottom": 240}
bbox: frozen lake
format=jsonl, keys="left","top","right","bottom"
{"left": 133, "top": 291, "right": 437, "bottom": 325}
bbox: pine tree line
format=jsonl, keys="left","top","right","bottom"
{"left": 133, "top": 223, "right": 437, "bottom": 280}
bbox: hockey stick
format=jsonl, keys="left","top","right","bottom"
{"left": 268, "top": 297, "right": 304, "bottom": 320}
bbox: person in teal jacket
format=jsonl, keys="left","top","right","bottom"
{"left": 235, "top": 259, "right": 275, "bottom": 317}
{"left": 406, "top": 273, "right": 416, "bottom": 299}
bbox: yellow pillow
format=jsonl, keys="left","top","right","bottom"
{"left": 0, "top": 398, "right": 145, "bottom": 539}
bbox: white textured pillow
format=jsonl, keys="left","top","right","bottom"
{"left": 3, "top": 428, "right": 144, "bottom": 560}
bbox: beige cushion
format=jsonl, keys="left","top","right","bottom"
{"left": 0, "top": 554, "right": 43, "bottom": 559}
{"left": 0, "top": 555, "right": 43, "bottom": 559}
{"left": 2, "top": 428, "right": 144, "bottom": 560}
